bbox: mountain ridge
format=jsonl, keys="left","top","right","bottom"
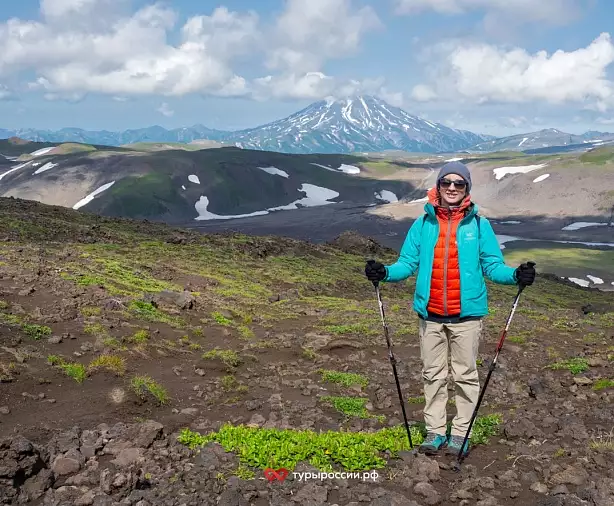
{"left": 3, "top": 96, "right": 613, "bottom": 155}
{"left": 1, "top": 95, "right": 494, "bottom": 154}
{"left": 469, "top": 128, "right": 614, "bottom": 153}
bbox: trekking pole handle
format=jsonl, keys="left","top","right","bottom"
{"left": 517, "top": 261, "right": 536, "bottom": 293}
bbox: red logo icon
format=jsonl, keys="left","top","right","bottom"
{"left": 264, "top": 468, "right": 289, "bottom": 482}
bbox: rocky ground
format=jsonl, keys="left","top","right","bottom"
{"left": 0, "top": 198, "right": 614, "bottom": 506}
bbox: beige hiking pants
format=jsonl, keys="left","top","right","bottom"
{"left": 418, "top": 318, "right": 483, "bottom": 438}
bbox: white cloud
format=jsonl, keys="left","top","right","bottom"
{"left": 0, "top": 84, "right": 13, "bottom": 100}
{"left": 502, "top": 116, "right": 529, "bottom": 128}
{"left": 266, "top": 0, "right": 382, "bottom": 74}
{"left": 410, "top": 84, "right": 437, "bottom": 102}
{"left": 256, "top": 0, "right": 384, "bottom": 100}
{"left": 252, "top": 73, "right": 393, "bottom": 102}
{"left": 0, "top": 0, "right": 390, "bottom": 103}
{"left": 48, "top": 95, "right": 81, "bottom": 104}
{"left": 394, "top": 0, "right": 585, "bottom": 26}
{"left": 0, "top": 2, "right": 257, "bottom": 98}
{"left": 412, "top": 33, "right": 614, "bottom": 111}
{"left": 40, "top": 0, "right": 130, "bottom": 24}
{"left": 157, "top": 102, "right": 174, "bottom": 117}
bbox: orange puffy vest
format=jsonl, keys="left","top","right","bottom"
{"left": 427, "top": 190, "right": 472, "bottom": 316}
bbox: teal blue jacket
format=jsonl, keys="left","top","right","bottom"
{"left": 383, "top": 201, "right": 518, "bottom": 319}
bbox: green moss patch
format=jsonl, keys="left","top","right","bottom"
{"left": 178, "top": 414, "right": 501, "bottom": 473}
{"left": 547, "top": 357, "right": 590, "bottom": 375}
{"left": 47, "top": 355, "right": 87, "bottom": 383}
{"left": 318, "top": 369, "right": 369, "bottom": 388}
{"left": 178, "top": 423, "right": 423, "bottom": 472}
{"left": 130, "top": 374, "right": 169, "bottom": 404}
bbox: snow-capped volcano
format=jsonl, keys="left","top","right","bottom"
{"left": 226, "top": 95, "right": 492, "bottom": 154}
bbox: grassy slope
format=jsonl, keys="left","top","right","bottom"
{"left": 82, "top": 148, "right": 417, "bottom": 219}
{"left": 1, "top": 195, "right": 613, "bottom": 483}
{"left": 502, "top": 243, "right": 614, "bottom": 287}
{"left": 0, "top": 139, "right": 59, "bottom": 157}
{"left": 122, "top": 142, "right": 215, "bottom": 151}
{"left": 580, "top": 146, "right": 614, "bottom": 164}
{"left": 4, "top": 140, "right": 612, "bottom": 223}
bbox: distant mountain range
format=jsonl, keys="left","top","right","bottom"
{"left": 0, "top": 96, "right": 494, "bottom": 154}
{"left": 1, "top": 95, "right": 612, "bottom": 155}
{"left": 0, "top": 125, "right": 227, "bottom": 149}
{"left": 470, "top": 128, "right": 614, "bottom": 153}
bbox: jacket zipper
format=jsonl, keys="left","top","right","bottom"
{"left": 443, "top": 209, "right": 451, "bottom": 315}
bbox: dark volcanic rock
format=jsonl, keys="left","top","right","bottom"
{"left": 328, "top": 231, "right": 396, "bottom": 256}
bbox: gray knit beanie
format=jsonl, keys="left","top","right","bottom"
{"left": 437, "top": 161, "right": 472, "bottom": 193}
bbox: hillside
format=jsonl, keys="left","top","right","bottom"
{"left": 0, "top": 196, "right": 613, "bottom": 505}
{"left": 0, "top": 138, "right": 418, "bottom": 224}
{"left": 1, "top": 95, "right": 493, "bottom": 155}
{"left": 3, "top": 138, "right": 614, "bottom": 227}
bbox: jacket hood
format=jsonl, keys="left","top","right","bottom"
{"left": 424, "top": 186, "right": 477, "bottom": 218}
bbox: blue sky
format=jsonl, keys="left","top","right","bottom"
{"left": 1, "top": 0, "right": 613, "bottom": 136}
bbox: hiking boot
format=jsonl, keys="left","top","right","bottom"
{"left": 418, "top": 433, "right": 448, "bottom": 455}
{"left": 446, "top": 435, "right": 469, "bottom": 457}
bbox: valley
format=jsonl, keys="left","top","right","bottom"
{"left": 1, "top": 135, "right": 613, "bottom": 293}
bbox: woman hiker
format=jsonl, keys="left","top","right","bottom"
{"left": 365, "top": 161, "right": 536, "bottom": 457}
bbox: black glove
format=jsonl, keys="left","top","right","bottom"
{"left": 365, "top": 260, "right": 386, "bottom": 283}
{"left": 515, "top": 261, "right": 536, "bottom": 287}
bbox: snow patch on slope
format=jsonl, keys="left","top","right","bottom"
{"left": 568, "top": 277, "right": 590, "bottom": 287}
{"left": 587, "top": 275, "right": 604, "bottom": 284}
{"left": 33, "top": 162, "right": 58, "bottom": 175}
{"left": 533, "top": 174, "right": 550, "bottom": 183}
{"left": 30, "top": 147, "right": 55, "bottom": 157}
{"left": 495, "top": 235, "right": 521, "bottom": 249}
{"left": 269, "top": 184, "right": 340, "bottom": 210}
{"left": 493, "top": 164, "right": 548, "bottom": 180}
{"left": 310, "top": 163, "right": 360, "bottom": 174}
{"left": 258, "top": 166, "right": 289, "bottom": 178}
{"left": 0, "top": 161, "right": 31, "bottom": 181}
{"left": 194, "top": 197, "right": 269, "bottom": 220}
{"left": 375, "top": 190, "right": 398, "bottom": 203}
{"left": 562, "top": 221, "right": 609, "bottom": 231}
{"left": 73, "top": 181, "right": 116, "bottom": 210}
{"left": 195, "top": 183, "right": 340, "bottom": 220}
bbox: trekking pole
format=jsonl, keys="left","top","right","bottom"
{"left": 372, "top": 278, "right": 414, "bottom": 450}
{"left": 453, "top": 261, "right": 535, "bottom": 472}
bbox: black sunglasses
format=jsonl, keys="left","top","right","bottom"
{"left": 439, "top": 178, "right": 467, "bottom": 189}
